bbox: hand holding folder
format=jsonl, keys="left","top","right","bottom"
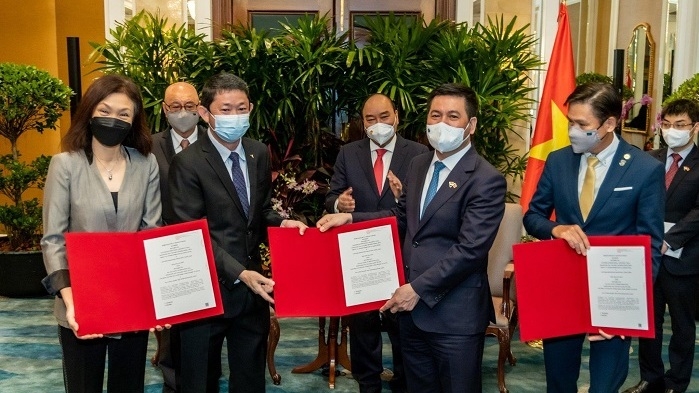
{"left": 513, "top": 235, "right": 654, "bottom": 342}
{"left": 65, "top": 219, "right": 223, "bottom": 335}
{"left": 268, "top": 217, "right": 405, "bottom": 317}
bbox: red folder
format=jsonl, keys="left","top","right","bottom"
{"left": 513, "top": 235, "right": 655, "bottom": 341}
{"left": 65, "top": 219, "right": 223, "bottom": 335}
{"left": 268, "top": 217, "right": 405, "bottom": 317}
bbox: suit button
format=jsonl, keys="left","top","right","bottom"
{"left": 247, "top": 230, "right": 252, "bottom": 236}
{"left": 412, "top": 241, "right": 419, "bottom": 248}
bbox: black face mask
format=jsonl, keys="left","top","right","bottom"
{"left": 89, "top": 117, "right": 132, "bottom": 147}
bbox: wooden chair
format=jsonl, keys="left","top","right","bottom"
{"left": 485, "top": 203, "right": 523, "bottom": 393}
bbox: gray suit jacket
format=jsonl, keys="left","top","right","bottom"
{"left": 41, "top": 148, "right": 161, "bottom": 328}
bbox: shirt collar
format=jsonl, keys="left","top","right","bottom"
{"left": 430, "top": 142, "right": 472, "bottom": 171}
{"left": 667, "top": 143, "right": 694, "bottom": 161}
{"left": 584, "top": 132, "right": 619, "bottom": 166}
{"left": 208, "top": 129, "right": 246, "bottom": 163}
{"left": 171, "top": 128, "right": 198, "bottom": 148}
{"left": 369, "top": 134, "right": 397, "bottom": 153}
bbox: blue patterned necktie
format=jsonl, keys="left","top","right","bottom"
{"left": 229, "top": 152, "right": 249, "bottom": 217}
{"left": 422, "top": 161, "right": 446, "bottom": 217}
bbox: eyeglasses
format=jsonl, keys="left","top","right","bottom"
{"left": 659, "top": 121, "right": 696, "bottom": 131}
{"left": 164, "top": 101, "right": 199, "bottom": 112}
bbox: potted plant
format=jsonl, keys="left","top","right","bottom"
{"left": 0, "top": 62, "right": 71, "bottom": 297}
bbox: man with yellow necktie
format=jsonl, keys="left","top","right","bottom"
{"left": 523, "top": 83, "right": 665, "bottom": 393}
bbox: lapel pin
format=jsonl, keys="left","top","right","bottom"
{"left": 619, "top": 160, "right": 626, "bottom": 166}
{"left": 623, "top": 153, "right": 631, "bottom": 160}
{"left": 249, "top": 154, "right": 254, "bottom": 159}
{"left": 683, "top": 166, "right": 690, "bottom": 172}
{"left": 448, "top": 181, "right": 457, "bottom": 189}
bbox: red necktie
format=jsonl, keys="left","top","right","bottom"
{"left": 665, "top": 153, "right": 682, "bottom": 189}
{"left": 374, "top": 149, "right": 387, "bottom": 193}
{"left": 180, "top": 138, "right": 190, "bottom": 150}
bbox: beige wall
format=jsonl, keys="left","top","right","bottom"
{"left": 485, "top": 0, "right": 532, "bottom": 198}
{"left": 485, "top": 0, "right": 531, "bottom": 30}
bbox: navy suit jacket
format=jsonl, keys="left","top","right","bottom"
{"left": 523, "top": 138, "right": 665, "bottom": 279}
{"left": 648, "top": 145, "right": 699, "bottom": 275}
{"left": 168, "top": 132, "right": 283, "bottom": 317}
{"left": 325, "top": 135, "right": 428, "bottom": 214}
{"left": 354, "top": 147, "right": 506, "bottom": 335}
{"left": 151, "top": 125, "right": 207, "bottom": 224}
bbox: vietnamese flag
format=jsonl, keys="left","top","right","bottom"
{"left": 520, "top": 2, "right": 576, "bottom": 213}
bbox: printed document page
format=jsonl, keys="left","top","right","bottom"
{"left": 144, "top": 229, "right": 217, "bottom": 319}
{"left": 587, "top": 246, "right": 648, "bottom": 330}
{"left": 338, "top": 224, "right": 400, "bottom": 307}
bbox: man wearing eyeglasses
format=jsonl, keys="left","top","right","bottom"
{"left": 152, "top": 81, "right": 207, "bottom": 392}
{"left": 624, "top": 99, "right": 699, "bottom": 393}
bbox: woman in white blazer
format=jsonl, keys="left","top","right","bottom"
{"left": 41, "top": 75, "right": 162, "bottom": 392}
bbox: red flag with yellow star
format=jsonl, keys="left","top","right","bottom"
{"left": 520, "top": 2, "right": 576, "bottom": 213}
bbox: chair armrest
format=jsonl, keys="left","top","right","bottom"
{"left": 500, "top": 261, "right": 515, "bottom": 317}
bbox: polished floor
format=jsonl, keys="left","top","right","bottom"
{"left": 1, "top": 296, "right": 698, "bottom": 392}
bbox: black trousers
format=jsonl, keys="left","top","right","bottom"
{"left": 348, "top": 310, "right": 406, "bottom": 393}
{"left": 58, "top": 326, "right": 149, "bottom": 393}
{"left": 638, "top": 264, "right": 699, "bottom": 392}
{"left": 179, "top": 301, "right": 269, "bottom": 393}
{"left": 159, "top": 326, "right": 180, "bottom": 393}
{"left": 399, "top": 313, "right": 485, "bottom": 393}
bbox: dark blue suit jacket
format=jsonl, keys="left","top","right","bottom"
{"left": 354, "top": 147, "right": 506, "bottom": 335}
{"left": 648, "top": 145, "right": 699, "bottom": 275}
{"left": 523, "top": 138, "right": 665, "bottom": 279}
{"left": 325, "top": 136, "right": 428, "bottom": 214}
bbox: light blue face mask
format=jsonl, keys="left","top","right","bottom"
{"left": 211, "top": 113, "right": 250, "bottom": 143}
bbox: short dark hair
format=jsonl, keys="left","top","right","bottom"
{"left": 361, "top": 93, "right": 397, "bottom": 114}
{"left": 200, "top": 72, "right": 250, "bottom": 110}
{"left": 565, "top": 83, "right": 622, "bottom": 124}
{"left": 426, "top": 83, "right": 479, "bottom": 119}
{"left": 62, "top": 74, "right": 151, "bottom": 156}
{"left": 661, "top": 98, "right": 699, "bottom": 123}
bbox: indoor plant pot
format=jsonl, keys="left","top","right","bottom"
{"left": 0, "top": 63, "right": 71, "bottom": 297}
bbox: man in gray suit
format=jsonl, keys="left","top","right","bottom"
{"left": 151, "top": 81, "right": 207, "bottom": 392}
{"left": 169, "top": 72, "right": 307, "bottom": 393}
{"left": 325, "top": 93, "right": 428, "bottom": 393}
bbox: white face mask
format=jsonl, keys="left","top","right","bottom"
{"left": 568, "top": 125, "right": 603, "bottom": 153}
{"left": 211, "top": 113, "right": 250, "bottom": 143}
{"left": 662, "top": 128, "right": 693, "bottom": 149}
{"left": 426, "top": 121, "right": 470, "bottom": 153}
{"left": 366, "top": 119, "right": 396, "bottom": 146}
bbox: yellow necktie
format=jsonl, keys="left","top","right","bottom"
{"left": 579, "top": 156, "right": 599, "bottom": 221}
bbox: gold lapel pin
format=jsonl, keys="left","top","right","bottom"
{"left": 683, "top": 166, "right": 690, "bottom": 172}
{"left": 619, "top": 160, "right": 626, "bottom": 166}
{"left": 623, "top": 153, "right": 631, "bottom": 160}
{"left": 448, "top": 181, "right": 457, "bottom": 189}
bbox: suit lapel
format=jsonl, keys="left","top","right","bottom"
{"left": 407, "top": 153, "right": 432, "bottom": 236}
{"left": 243, "top": 139, "right": 257, "bottom": 222}
{"left": 668, "top": 145, "right": 698, "bottom": 198}
{"left": 564, "top": 151, "right": 585, "bottom": 222}
{"left": 417, "top": 149, "right": 477, "bottom": 232}
{"left": 161, "top": 129, "right": 177, "bottom": 163}
{"left": 584, "top": 141, "right": 634, "bottom": 224}
{"left": 201, "top": 134, "right": 247, "bottom": 220}
{"left": 355, "top": 139, "right": 380, "bottom": 195}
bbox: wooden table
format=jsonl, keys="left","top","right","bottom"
{"left": 291, "top": 317, "right": 351, "bottom": 389}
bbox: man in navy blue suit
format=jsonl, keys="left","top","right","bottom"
{"left": 624, "top": 99, "right": 699, "bottom": 393}
{"left": 318, "top": 83, "right": 506, "bottom": 392}
{"left": 523, "top": 83, "right": 665, "bottom": 393}
{"left": 325, "top": 93, "right": 428, "bottom": 393}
